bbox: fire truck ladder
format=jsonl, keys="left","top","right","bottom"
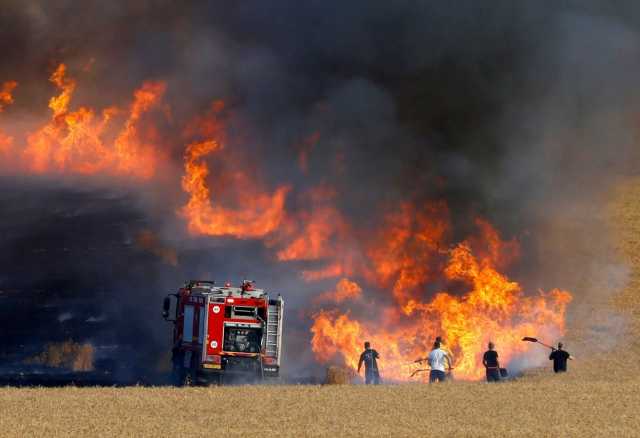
{"left": 265, "top": 298, "right": 282, "bottom": 359}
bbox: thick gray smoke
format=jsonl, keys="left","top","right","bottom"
{"left": 0, "top": 1, "right": 638, "bottom": 381}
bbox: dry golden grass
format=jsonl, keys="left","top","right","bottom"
{"left": 2, "top": 178, "right": 640, "bottom": 437}
{"left": 24, "top": 340, "right": 94, "bottom": 372}
{"left": 611, "top": 178, "right": 640, "bottom": 328}
{"left": 325, "top": 365, "right": 356, "bottom": 384}
{"left": 0, "top": 381, "right": 639, "bottom": 437}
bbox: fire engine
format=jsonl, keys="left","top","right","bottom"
{"left": 162, "top": 280, "right": 284, "bottom": 385}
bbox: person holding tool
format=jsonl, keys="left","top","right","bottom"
{"left": 549, "top": 342, "right": 573, "bottom": 373}
{"left": 482, "top": 341, "right": 501, "bottom": 382}
{"left": 427, "top": 340, "right": 452, "bottom": 383}
{"left": 522, "top": 337, "right": 574, "bottom": 373}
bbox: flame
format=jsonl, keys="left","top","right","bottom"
{"left": 0, "top": 81, "right": 17, "bottom": 157}
{"left": 48, "top": 64, "right": 75, "bottom": 117}
{"left": 311, "top": 311, "right": 363, "bottom": 370}
{"left": 0, "top": 81, "right": 18, "bottom": 112}
{"left": 366, "top": 201, "right": 450, "bottom": 313}
{"left": 316, "top": 278, "right": 362, "bottom": 304}
{"left": 276, "top": 186, "right": 347, "bottom": 261}
{"left": 0, "top": 64, "right": 166, "bottom": 178}
{"left": 301, "top": 263, "right": 348, "bottom": 282}
{"left": 0, "top": 131, "right": 12, "bottom": 156}
{"left": 310, "top": 210, "right": 572, "bottom": 381}
{"left": 113, "top": 81, "right": 167, "bottom": 177}
{"left": 266, "top": 185, "right": 358, "bottom": 282}
{"left": 179, "top": 108, "right": 290, "bottom": 238}
{"left": 276, "top": 206, "right": 341, "bottom": 261}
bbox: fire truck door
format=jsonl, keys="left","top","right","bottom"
{"left": 183, "top": 305, "right": 194, "bottom": 343}
{"left": 183, "top": 303, "right": 206, "bottom": 344}
{"left": 198, "top": 306, "right": 205, "bottom": 344}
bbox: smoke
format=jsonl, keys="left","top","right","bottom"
{"left": 0, "top": 1, "right": 638, "bottom": 381}
{"left": 495, "top": 11, "right": 640, "bottom": 359}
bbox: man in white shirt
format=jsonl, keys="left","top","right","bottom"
{"left": 427, "top": 340, "right": 452, "bottom": 383}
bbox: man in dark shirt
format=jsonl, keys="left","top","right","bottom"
{"left": 482, "top": 342, "right": 501, "bottom": 382}
{"left": 549, "top": 342, "right": 572, "bottom": 373}
{"left": 357, "top": 341, "right": 380, "bottom": 384}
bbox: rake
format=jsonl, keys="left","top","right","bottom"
{"left": 410, "top": 367, "right": 454, "bottom": 378}
{"left": 410, "top": 368, "right": 430, "bottom": 378}
{"left": 522, "top": 336, "right": 555, "bottom": 350}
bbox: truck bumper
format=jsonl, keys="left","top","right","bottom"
{"left": 195, "top": 367, "right": 222, "bottom": 385}
{"left": 195, "top": 363, "right": 280, "bottom": 384}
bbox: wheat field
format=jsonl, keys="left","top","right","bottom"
{"left": 0, "top": 380, "right": 639, "bottom": 437}
{"left": 2, "top": 179, "right": 640, "bottom": 437}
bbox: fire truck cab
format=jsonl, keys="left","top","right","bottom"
{"left": 162, "top": 280, "right": 283, "bottom": 385}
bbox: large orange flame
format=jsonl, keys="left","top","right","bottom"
{"left": 315, "top": 278, "right": 363, "bottom": 304}
{"left": 48, "top": 64, "right": 75, "bottom": 118}
{"left": 0, "top": 64, "right": 166, "bottom": 178}
{"left": 265, "top": 184, "right": 360, "bottom": 283}
{"left": 113, "top": 81, "right": 167, "bottom": 178}
{"left": 310, "top": 211, "right": 572, "bottom": 381}
{"left": 365, "top": 201, "right": 450, "bottom": 313}
{"left": 276, "top": 186, "right": 347, "bottom": 261}
{"left": 179, "top": 140, "right": 289, "bottom": 238}
{"left": 179, "top": 105, "right": 290, "bottom": 238}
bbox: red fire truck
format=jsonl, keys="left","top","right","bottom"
{"left": 162, "top": 280, "right": 284, "bottom": 385}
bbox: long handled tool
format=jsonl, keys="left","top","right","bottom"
{"left": 410, "top": 368, "right": 430, "bottom": 378}
{"left": 523, "top": 337, "right": 576, "bottom": 360}
{"left": 522, "top": 336, "right": 555, "bottom": 350}
{"left": 410, "top": 367, "right": 454, "bottom": 378}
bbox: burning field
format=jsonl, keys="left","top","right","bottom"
{"left": 310, "top": 217, "right": 572, "bottom": 381}
{"left": 2, "top": 162, "right": 640, "bottom": 438}
{"left": 1, "top": 0, "right": 640, "bottom": 394}
{"left": 3, "top": 1, "right": 640, "bottom": 436}
{"left": 0, "top": 57, "right": 574, "bottom": 382}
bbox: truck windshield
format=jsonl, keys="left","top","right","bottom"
{"left": 223, "top": 327, "right": 261, "bottom": 353}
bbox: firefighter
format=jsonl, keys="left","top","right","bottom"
{"left": 357, "top": 341, "right": 381, "bottom": 384}
{"left": 549, "top": 342, "right": 573, "bottom": 373}
{"left": 482, "top": 342, "right": 501, "bottom": 382}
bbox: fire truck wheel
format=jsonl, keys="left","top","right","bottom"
{"left": 182, "top": 372, "right": 194, "bottom": 387}
{"left": 173, "top": 366, "right": 195, "bottom": 387}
